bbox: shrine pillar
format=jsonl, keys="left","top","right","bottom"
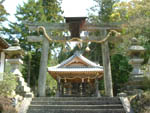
{"left": 95, "top": 78, "right": 101, "bottom": 97}
{"left": 0, "top": 52, "right": 5, "bottom": 81}
{"left": 56, "top": 77, "right": 61, "bottom": 97}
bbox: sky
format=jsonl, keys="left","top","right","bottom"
{"left": 3, "top": 0, "right": 96, "bottom": 22}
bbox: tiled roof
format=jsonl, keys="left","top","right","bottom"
{"left": 48, "top": 51, "right": 103, "bottom": 72}
{"left": 54, "top": 51, "right": 102, "bottom": 68}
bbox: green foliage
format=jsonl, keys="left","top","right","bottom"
{"left": 0, "top": 0, "right": 8, "bottom": 24}
{"left": 111, "top": 54, "right": 132, "bottom": 95}
{"left": 0, "top": 0, "right": 9, "bottom": 33}
{"left": 88, "top": 0, "right": 132, "bottom": 96}
{"left": 0, "top": 73, "right": 18, "bottom": 97}
{"left": 89, "top": 0, "right": 118, "bottom": 23}
{"left": 22, "top": 51, "right": 41, "bottom": 90}
{"left": 141, "top": 77, "right": 150, "bottom": 90}
{"left": 46, "top": 75, "right": 57, "bottom": 96}
{"left": 2, "top": 0, "right": 63, "bottom": 93}
{"left": 112, "top": 0, "right": 150, "bottom": 60}
{"left": 88, "top": 43, "right": 102, "bottom": 64}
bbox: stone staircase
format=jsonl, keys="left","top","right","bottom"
{"left": 27, "top": 97, "right": 126, "bottom": 113}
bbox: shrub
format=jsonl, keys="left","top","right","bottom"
{"left": 0, "top": 73, "right": 18, "bottom": 97}
{"left": 142, "top": 76, "right": 150, "bottom": 90}
{"left": 0, "top": 96, "right": 17, "bottom": 113}
{"left": 111, "top": 54, "right": 133, "bottom": 95}
{"left": 130, "top": 91, "right": 150, "bottom": 113}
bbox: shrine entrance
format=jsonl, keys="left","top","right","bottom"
{"left": 26, "top": 16, "right": 120, "bottom": 97}
{"left": 48, "top": 52, "right": 103, "bottom": 97}
{"left": 61, "top": 81, "right": 96, "bottom": 97}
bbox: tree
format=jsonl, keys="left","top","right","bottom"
{"left": 3, "top": 0, "right": 63, "bottom": 94}
{"left": 0, "top": 0, "right": 8, "bottom": 29}
{"left": 111, "top": 54, "right": 132, "bottom": 95}
{"left": 87, "top": 0, "right": 133, "bottom": 95}
{"left": 111, "top": 0, "right": 150, "bottom": 58}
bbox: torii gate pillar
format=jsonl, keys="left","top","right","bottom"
{"left": 101, "top": 30, "right": 113, "bottom": 97}
{"left": 38, "top": 37, "right": 49, "bottom": 97}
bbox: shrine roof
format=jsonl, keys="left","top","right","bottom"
{"left": 49, "top": 51, "right": 103, "bottom": 68}
{"left": 48, "top": 51, "right": 103, "bottom": 72}
{"left": 48, "top": 51, "right": 103, "bottom": 81}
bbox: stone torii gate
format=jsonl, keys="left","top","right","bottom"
{"left": 26, "top": 17, "right": 120, "bottom": 97}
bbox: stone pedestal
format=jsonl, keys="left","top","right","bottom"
{"left": 7, "top": 58, "right": 33, "bottom": 97}
{"left": 129, "top": 58, "right": 144, "bottom": 81}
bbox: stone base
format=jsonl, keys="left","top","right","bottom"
{"left": 124, "top": 75, "right": 145, "bottom": 96}
{"left": 129, "top": 75, "right": 145, "bottom": 81}
{"left": 15, "top": 75, "right": 33, "bottom": 98}
{"left": 124, "top": 89, "right": 143, "bottom": 96}
{"left": 24, "top": 92, "right": 34, "bottom": 98}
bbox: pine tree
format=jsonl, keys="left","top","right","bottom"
{"left": 0, "top": 0, "right": 8, "bottom": 28}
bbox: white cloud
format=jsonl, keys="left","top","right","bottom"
{"left": 62, "top": 0, "right": 96, "bottom": 17}
{"left": 3, "top": 0, "right": 96, "bottom": 22}
{"left": 3, "top": 0, "right": 28, "bottom": 22}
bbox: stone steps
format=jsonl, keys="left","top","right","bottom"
{"left": 31, "top": 101, "right": 121, "bottom": 105}
{"left": 27, "top": 97, "right": 125, "bottom": 113}
{"left": 32, "top": 97, "right": 120, "bottom": 101}
{"left": 29, "top": 104, "right": 123, "bottom": 109}
{"left": 27, "top": 109, "right": 125, "bottom": 113}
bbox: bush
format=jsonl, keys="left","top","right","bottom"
{"left": 130, "top": 91, "right": 150, "bottom": 113}
{"left": 0, "top": 73, "right": 18, "bottom": 97}
{"left": 111, "top": 54, "right": 133, "bottom": 95}
{"left": 142, "top": 77, "right": 150, "bottom": 90}
{"left": 0, "top": 96, "right": 17, "bottom": 113}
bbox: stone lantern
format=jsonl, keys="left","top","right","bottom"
{"left": 3, "top": 38, "right": 33, "bottom": 97}
{"left": 4, "top": 38, "right": 24, "bottom": 75}
{"left": 127, "top": 37, "right": 145, "bottom": 95}
{"left": 128, "top": 37, "right": 145, "bottom": 80}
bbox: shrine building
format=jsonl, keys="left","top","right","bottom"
{"left": 48, "top": 51, "right": 104, "bottom": 97}
{"left": 0, "top": 37, "right": 9, "bottom": 80}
